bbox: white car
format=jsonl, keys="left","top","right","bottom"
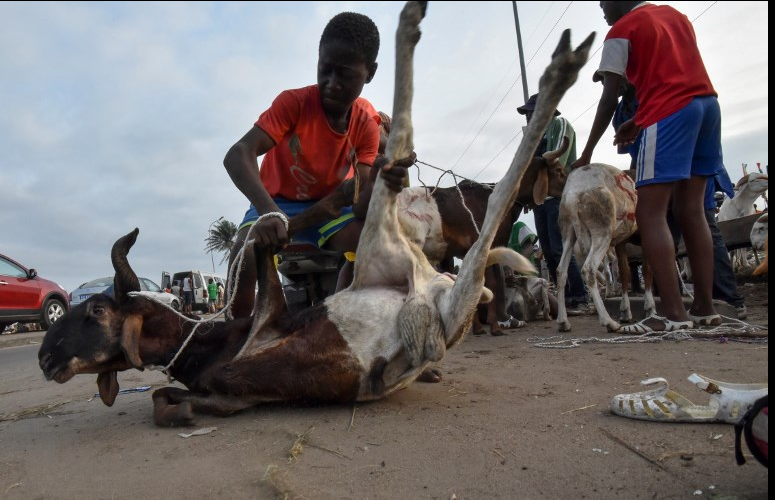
{"left": 70, "top": 276, "right": 181, "bottom": 311}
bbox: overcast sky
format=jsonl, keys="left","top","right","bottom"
{"left": 1, "top": 1, "right": 768, "bottom": 294}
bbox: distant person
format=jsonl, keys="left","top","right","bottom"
{"left": 182, "top": 274, "right": 194, "bottom": 314}
{"left": 508, "top": 221, "right": 539, "bottom": 266}
{"left": 517, "top": 93, "right": 589, "bottom": 315}
{"left": 164, "top": 284, "right": 172, "bottom": 294}
{"left": 207, "top": 278, "right": 218, "bottom": 314}
{"left": 171, "top": 280, "right": 181, "bottom": 299}
{"left": 216, "top": 281, "right": 225, "bottom": 309}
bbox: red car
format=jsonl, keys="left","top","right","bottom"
{"left": 0, "top": 253, "right": 70, "bottom": 332}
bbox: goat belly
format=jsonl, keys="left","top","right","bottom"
{"left": 202, "top": 313, "right": 364, "bottom": 403}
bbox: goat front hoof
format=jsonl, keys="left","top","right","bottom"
{"left": 558, "top": 322, "right": 571, "bottom": 332}
{"left": 154, "top": 402, "right": 195, "bottom": 428}
{"left": 606, "top": 322, "right": 621, "bottom": 333}
{"left": 417, "top": 368, "right": 442, "bottom": 383}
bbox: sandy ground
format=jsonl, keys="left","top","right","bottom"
{"left": 0, "top": 280, "right": 768, "bottom": 499}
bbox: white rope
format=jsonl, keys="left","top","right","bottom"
{"left": 125, "top": 291, "right": 221, "bottom": 380}
{"left": 255, "top": 211, "right": 289, "bottom": 232}
{"left": 526, "top": 315, "right": 767, "bottom": 349}
{"left": 413, "top": 158, "right": 494, "bottom": 237}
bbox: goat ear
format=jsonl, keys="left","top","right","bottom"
{"left": 533, "top": 168, "right": 549, "bottom": 205}
{"left": 120, "top": 314, "right": 145, "bottom": 369}
{"left": 96, "top": 371, "right": 119, "bottom": 407}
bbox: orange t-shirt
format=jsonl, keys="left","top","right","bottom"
{"left": 256, "top": 85, "right": 380, "bottom": 201}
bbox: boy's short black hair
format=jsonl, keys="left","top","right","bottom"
{"left": 320, "top": 12, "right": 380, "bottom": 65}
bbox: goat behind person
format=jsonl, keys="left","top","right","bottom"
{"left": 555, "top": 163, "right": 654, "bottom": 332}
{"left": 38, "top": 2, "right": 595, "bottom": 427}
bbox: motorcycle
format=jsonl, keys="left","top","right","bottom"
{"left": 276, "top": 242, "right": 345, "bottom": 315}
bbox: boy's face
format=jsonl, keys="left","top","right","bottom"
{"left": 317, "top": 41, "right": 376, "bottom": 116}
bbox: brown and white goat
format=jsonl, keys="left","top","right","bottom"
{"left": 555, "top": 163, "right": 655, "bottom": 332}
{"left": 38, "top": 2, "right": 594, "bottom": 427}
{"left": 395, "top": 150, "right": 567, "bottom": 335}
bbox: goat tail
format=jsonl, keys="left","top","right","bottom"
{"left": 487, "top": 247, "right": 537, "bottom": 277}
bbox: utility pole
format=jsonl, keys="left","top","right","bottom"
{"left": 512, "top": 1, "right": 530, "bottom": 113}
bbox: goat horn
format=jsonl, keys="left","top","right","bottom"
{"left": 111, "top": 228, "right": 141, "bottom": 305}
{"left": 542, "top": 136, "right": 570, "bottom": 163}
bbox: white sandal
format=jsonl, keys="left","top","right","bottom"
{"left": 619, "top": 315, "right": 693, "bottom": 334}
{"left": 610, "top": 373, "right": 768, "bottom": 424}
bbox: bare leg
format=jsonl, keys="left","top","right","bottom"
{"left": 485, "top": 266, "right": 507, "bottom": 336}
{"left": 672, "top": 176, "right": 716, "bottom": 317}
{"left": 636, "top": 183, "right": 691, "bottom": 323}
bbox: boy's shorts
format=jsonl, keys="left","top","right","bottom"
{"left": 634, "top": 95, "right": 723, "bottom": 188}
{"left": 238, "top": 198, "right": 355, "bottom": 248}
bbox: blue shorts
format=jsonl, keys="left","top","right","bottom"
{"left": 238, "top": 198, "right": 355, "bottom": 248}
{"left": 634, "top": 96, "right": 723, "bottom": 188}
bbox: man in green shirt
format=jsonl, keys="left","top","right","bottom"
{"left": 518, "top": 94, "right": 589, "bottom": 315}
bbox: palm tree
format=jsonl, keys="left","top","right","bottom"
{"left": 205, "top": 218, "right": 238, "bottom": 266}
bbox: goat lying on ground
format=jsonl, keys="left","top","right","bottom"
{"left": 504, "top": 276, "right": 554, "bottom": 322}
{"left": 750, "top": 212, "right": 768, "bottom": 267}
{"left": 555, "top": 163, "right": 655, "bottom": 332}
{"left": 38, "top": 3, "right": 594, "bottom": 426}
{"left": 752, "top": 236, "right": 768, "bottom": 276}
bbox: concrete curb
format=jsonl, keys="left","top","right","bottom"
{"left": 0, "top": 330, "right": 46, "bottom": 349}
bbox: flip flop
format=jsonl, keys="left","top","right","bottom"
{"left": 689, "top": 313, "right": 722, "bottom": 327}
{"left": 497, "top": 315, "right": 526, "bottom": 329}
{"left": 610, "top": 373, "right": 768, "bottom": 424}
{"left": 619, "top": 315, "right": 693, "bottom": 334}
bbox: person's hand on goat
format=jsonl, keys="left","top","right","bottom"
{"left": 252, "top": 212, "right": 289, "bottom": 250}
{"left": 375, "top": 152, "right": 416, "bottom": 192}
{"left": 570, "top": 154, "right": 591, "bottom": 170}
{"left": 614, "top": 118, "right": 641, "bottom": 147}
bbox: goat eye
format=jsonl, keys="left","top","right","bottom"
{"left": 93, "top": 305, "right": 105, "bottom": 316}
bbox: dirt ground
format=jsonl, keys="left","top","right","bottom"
{"left": 0, "top": 279, "right": 768, "bottom": 499}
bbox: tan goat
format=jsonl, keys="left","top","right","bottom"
{"left": 555, "top": 163, "right": 655, "bottom": 332}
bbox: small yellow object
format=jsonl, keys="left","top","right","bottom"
{"left": 344, "top": 252, "right": 357, "bottom": 262}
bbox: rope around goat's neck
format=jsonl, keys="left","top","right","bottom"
{"left": 127, "top": 284, "right": 234, "bottom": 381}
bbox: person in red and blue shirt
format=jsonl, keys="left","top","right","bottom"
{"left": 570, "top": 2, "right": 721, "bottom": 332}
{"left": 224, "top": 12, "right": 409, "bottom": 298}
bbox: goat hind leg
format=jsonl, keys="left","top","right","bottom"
{"left": 582, "top": 242, "right": 620, "bottom": 332}
{"left": 555, "top": 241, "right": 574, "bottom": 332}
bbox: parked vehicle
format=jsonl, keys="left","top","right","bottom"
{"left": 161, "top": 270, "right": 225, "bottom": 313}
{"left": 0, "top": 253, "right": 69, "bottom": 331}
{"left": 71, "top": 276, "right": 181, "bottom": 311}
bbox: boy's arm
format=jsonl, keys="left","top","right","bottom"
{"left": 223, "top": 125, "right": 287, "bottom": 247}
{"left": 352, "top": 156, "right": 413, "bottom": 219}
{"left": 570, "top": 71, "right": 623, "bottom": 169}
